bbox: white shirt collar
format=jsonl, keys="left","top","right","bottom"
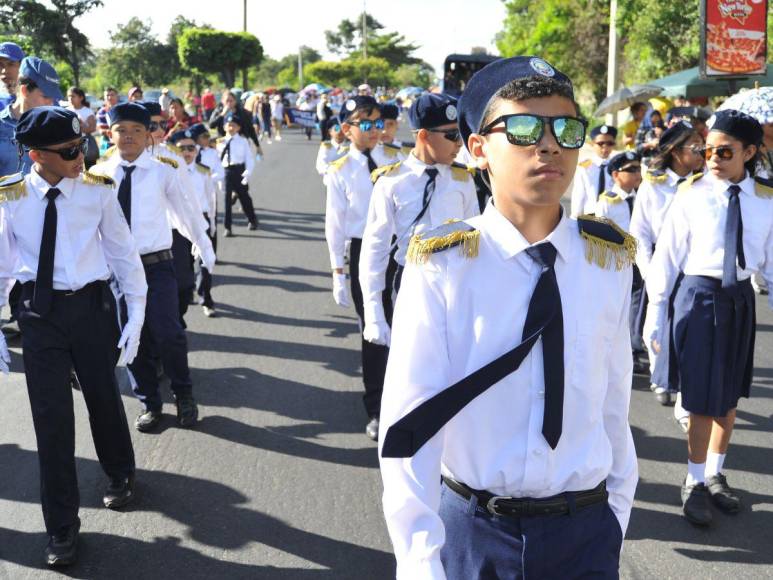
{"left": 710, "top": 171, "right": 755, "bottom": 198}
{"left": 29, "top": 167, "right": 74, "bottom": 199}
{"left": 114, "top": 148, "right": 153, "bottom": 169}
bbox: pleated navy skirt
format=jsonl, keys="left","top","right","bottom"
{"left": 672, "top": 275, "right": 756, "bottom": 417}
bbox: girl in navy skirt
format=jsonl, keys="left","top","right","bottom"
{"left": 645, "top": 110, "right": 773, "bottom": 526}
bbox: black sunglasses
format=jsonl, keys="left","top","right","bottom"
{"left": 427, "top": 128, "right": 461, "bottom": 142}
{"left": 35, "top": 137, "right": 88, "bottom": 161}
{"left": 700, "top": 145, "right": 736, "bottom": 161}
{"left": 480, "top": 114, "right": 587, "bottom": 149}
{"left": 148, "top": 121, "right": 162, "bottom": 132}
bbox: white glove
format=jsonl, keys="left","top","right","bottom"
{"left": 241, "top": 176, "right": 249, "bottom": 186}
{"left": 643, "top": 302, "right": 667, "bottom": 354}
{"left": 332, "top": 273, "right": 350, "bottom": 308}
{"left": 194, "top": 239, "right": 217, "bottom": 273}
{"left": 363, "top": 319, "right": 391, "bottom": 346}
{"left": 117, "top": 317, "right": 143, "bottom": 366}
{"left": 0, "top": 331, "right": 10, "bottom": 375}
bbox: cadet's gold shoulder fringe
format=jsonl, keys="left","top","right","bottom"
{"left": 371, "top": 161, "right": 402, "bottom": 183}
{"left": 328, "top": 154, "right": 350, "bottom": 173}
{"left": 82, "top": 172, "right": 115, "bottom": 186}
{"left": 577, "top": 215, "right": 637, "bottom": 271}
{"left": 754, "top": 175, "right": 773, "bottom": 198}
{"left": 0, "top": 173, "right": 26, "bottom": 202}
{"left": 157, "top": 155, "right": 179, "bottom": 169}
{"left": 406, "top": 220, "right": 480, "bottom": 264}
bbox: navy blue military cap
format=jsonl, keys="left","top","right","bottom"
{"left": 657, "top": 120, "right": 695, "bottom": 151}
{"left": 590, "top": 124, "right": 618, "bottom": 140}
{"left": 108, "top": 102, "right": 150, "bottom": 128}
{"left": 380, "top": 103, "right": 399, "bottom": 120}
{"left": 224, "top": 111, "right": 242, "bottom": 125}
{"left": 138, "top": 100, "right": 162, "bottom": 117}
{"left": 458, "top": 56, "right": 573, "bottom": 151}
{"left": 188, "top": 123, "right": 209, "bottom": 140}
{"left": 0, "top": 42, "right": 25, "bottom": 62}
{"left": 408, "top": 93, "right": 458, "bottom": 130}
{"left": 15, "top": 106, "right": 82, "bottom": 148}
{"left": 19, "top": 56, "right": 63, "bottom": 101}
{"left": 168, "top": 128, "right": 194, "bottom": 144}
{"left": 339, "top": 95, "right": 379, "bottom": 124}
{"left": 325, "top": 117, "right": 341, "bottom": 133}
{"left": 607, "top": 150, "right": 641, "bottom": 175}
{"left": 707, "top": 109, "right": 763, "bottom": 146}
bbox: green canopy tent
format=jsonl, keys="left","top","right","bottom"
{"left": 652, "top": 65, "right": 773, "bottom": 98}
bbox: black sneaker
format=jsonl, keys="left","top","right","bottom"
{"left": 365, "top": 417, "right": 379, "bottom": 441}
{"left": 681, "top": 480, "right": 712, "bottom": 526}
{"left": 175, "top": 394, "right": 199, "bottom": 427}
{"left": 706, "top": 473, "right": 741, "bottom": 513}
{"left": 45, "top": 519, "right": 80, "bottom": 567}
{"left": 135, "top": 410, "right": 162, "bottom": 433}
{"left": 103, "top": 473, "right": 135, "bottom": 509}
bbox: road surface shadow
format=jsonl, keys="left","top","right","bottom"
{"left": 213, "top": 303, "right": 358, "bottom": 340}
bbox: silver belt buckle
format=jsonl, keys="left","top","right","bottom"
{"left": 486, "top": 496, "right": 509, "bottom": 516}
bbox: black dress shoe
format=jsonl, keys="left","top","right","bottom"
{"left": 706, "top": 473, "right": 741, "bottom": 513}
{"left": 103, "top": 473, "right": 135, "bottom": 509}
{"left": 45, "top": 519, "right": 80, "bottom": 567}
{"left": 248, "top": 222, "right": 258, "bottom": 231}
{"left": 135, "top": 410, "right": 162, "bottom": 432}
{"left": 365, "top": 417, "right": 379, "bottom": 441}
{"left": 681, "top": 480, "right": 712, "bottom": 526}
{"left": 175, "top": 394, "right": 198, "bottom": 427}
{"left": 632, "top": 357, "right": 649, "bottom": 375}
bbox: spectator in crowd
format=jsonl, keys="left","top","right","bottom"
{"left": 622, "top": 101, "right": 648, "bottom": 149}
{"left": 209, "top": 90, "right": 261, "bottom": 149}
{"left": 165, "top": 97, "right": 192, "bottom": 138}
{"left": 65, "top": 87, "right": 98, "bottom": 168}
{"left": 96, "top": 87, "right": 119, "bottom": 147}
{"left": 316, "top": 93, "right": 333, "bottom": 142}
{"left": 201, "top": 87, "right": 216, "bottom": 122}
{"left": 158, "top": 87, "right": 172, "bottom": 113}
{"left": 128, "top": 86, "right": 143, "bottom": 102}
{"left": 259, "top": 94, "right": 272, "bottom": 143}
{"left": 0, "top": 41, "right": 25, "bottom": 107}
{"left": 635, "top": 108, "right": 666, "bottom": 157}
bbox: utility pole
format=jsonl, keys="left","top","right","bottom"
{"left": 606, "top": 0, "right": 619, "bottom": 126}
{"left": 362, "top": 0, "right": 368, "bottom": 84}
{"left": 242, "top": 0, "right": 248, "bottom": 89}
{"left": 298, "top": 47, "right": 304, "bottom": 89}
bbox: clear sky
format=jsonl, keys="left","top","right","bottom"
{"left": 73, "top": 0, "right": 506, "bottom": 75}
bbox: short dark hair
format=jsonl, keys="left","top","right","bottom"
{"left": 479, "top": 75, "right": 581, "bottom": 130}
{"left": 104, "top": 87, "right": 117, "bottom": 94}
{"left": 18, "top": 76, "right": 38, "bottom": 93}
{"left": 649, "top": 127, "right": 700, "bottom": 172}
{"left": 631, "top": 102, "right": 648, "bottom": 114}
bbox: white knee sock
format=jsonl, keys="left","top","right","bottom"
{"left": 686, "top": 460, "right": 706, "bottom": 486}
{"left": 705, "top": 452, "right": 726, "bottom": 477}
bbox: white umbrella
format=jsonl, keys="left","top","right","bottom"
{"left": 718, "top": 87, "right": 773, "bottom": 125}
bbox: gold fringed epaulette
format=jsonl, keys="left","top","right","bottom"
{"left": 0, "top": 173, "right": 26, "bottom": 202}
{"left": 328, "top": 154, "right": 350, "bottom": 173}
{"left": 577, "top": 215, "right": 637, "bottom": 270}
{"left": 754, "top": 175, "right": 773, "bottom": 198}
{"left": 401, "top": 142, "right": 414, "bottom": 156}
{"left": 196, "top": 162, "right": 211, "bottom": 175}
{"left": 165, "top": 143, "right": 182, "bottom": 156}
{"left": 599, "top": 191, "right": 622, "bottom": 204}
{"left": 578, "top": 159, "right": 592, "bottom": 169}
{"left": 156, "top": 155, "right": 179, "bottom": 169}
{"left": 382, "top": 142, "right": 400, "bottom": 158}
{"left": 82, "top": 172, "right": 115, "bottom": 187}
{"left": 406, "top": 219, "right": 480, "bottom": 264}
{"left": 450, "top": 162, "right": 476, "bottom": 182}
{"left": 644, "top": 169, "right": 667, "bottom": 184}
{"left": 102, "top": 145, "right": 116, "bottom": 159}
{"left": 321, "top": 141, "right": 333, "bottom": 149}
{"left": 371, "top": 161, "right": 402, "bottom": 183}
{"left": 677, "top": 172, "right": 703, "bottom": 192}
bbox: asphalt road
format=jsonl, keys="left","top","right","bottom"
{"left": 0, "top": 129, "right": 771, "bottom": 579}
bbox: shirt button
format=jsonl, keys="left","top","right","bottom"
{"left": 537, "top": 390, "right": 545, "bottom": 399}
{"left": 533, "top": 448, "right": 543, "bottom": 456}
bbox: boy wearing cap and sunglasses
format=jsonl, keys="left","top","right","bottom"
{"left": 316, "top": 117, "right": 348, "bottom": 183}
{"left": 0, "top": 106, "right": 147, "bottom": 566}
{"left": 378, "top": 57, "right": 638, "bottom": 578}
{"left": 570, "top": 124, "right": 618, "bottom": 217}
{"left": 325, "top": 96, "right": 396, "bottom": 440}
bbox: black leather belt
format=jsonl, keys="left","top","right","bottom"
{"left": 442, "top": 476, "right": 608, "bottom": 517}
{"left": 141, "top": 249, "right": 173, "bottom": 266}
{"left": 21, "top": 279, "right": 107, "bottom": 298}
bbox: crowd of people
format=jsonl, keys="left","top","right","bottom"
{"left": 1, "top": 35, "right": 773, "bottom": 578}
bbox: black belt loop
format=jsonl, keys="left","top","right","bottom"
{"left": 566, "top": 492, "right": 577, "bottom": 516}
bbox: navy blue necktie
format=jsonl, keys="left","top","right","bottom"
{"left": 118, "top": 165, "right": 135, "bottom": 227}
{"left": 363, "top": 149, "right": 378, "bottom": 174}
{"left": 597, "top": 163, "right": 607, "bottom": 198}
{"left": 381, "top": 242, "right": 565, "bottom": 457}
{"left": 33, "top": 188, "right": 61, "bottom": 315}
{"left": 722, "top": 185, "right": 745, "bottom": 290}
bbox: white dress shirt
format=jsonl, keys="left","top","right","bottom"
{"left": 629, "top": 168, "right": 684, "bottom": 279}
{"left": 325, "top": 145, "right": 391, "bottom": 269}
{"left": 0, "top": 168, "right": 147, "bottom": 314}
{"left": 647, "top": 171, "right": 773, "bottom": 311}
{"left": 199, "top": 146, "right": 225, "bottom": 190}
{"left": 379, "top": 203, "right": 638, "bottom": 579}
{"left": 570, "top": 156, "right": 614, "bottom": 217}
{"left": 92, "top": 150, "right": 212, "bottom": 258}
{"left": 217, "top": 134, "right": 255, "bottom": 179}
{"left": 316, "top": 141, "right": 348, "bottom": 178}
{"left": 185, "top": 161, "right": 217, "bottom": 227}
{"left": 359, "top": 154, "right": 479, "bottom": 323}
{"left": 595, "top": 185, "right": 636, "bottom": 233}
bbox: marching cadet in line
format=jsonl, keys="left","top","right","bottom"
{"left": 169, "top": 128, "right": 218, "bottom": 317}
{"left": 630, "top": 121, "right": 705, "bottom": 409}
{"left": 315, "top": 117, "right": 348, "bottom": 183}
{"left": 379, "top": 103, "right": 403, "bottom": 152}
{"left": 325, "top": 95, "right": 395, "bottom": 441}
{"left": 570, "top": 124, "right": 617, "bottom": 217}
{"left": 596, "top": 151, "right": 648, "bottom": 374}
{"left": 644, "top": 110, "right": 773, "bottom": 527}
{"left": 379, "top": 56, "right": 638, "bottom": 579}
{"left": 189, "top": 123, "right": 225, "bottom": 190}
{"left": 359, "top": 92, "right": 479, "bottom": 352}
{"left": 217, "top": 111, "right": 259, "bottom": 237}
{"left": 0, "top": 107, "right": 147, "bottom": 566}
{"left": 92, "top": 102, "right": 215, "bottom": 433}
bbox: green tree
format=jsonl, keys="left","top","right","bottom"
{"left": 346, "top": 56, "right": 393, "bottom": 86}
{"left": 325, "top": 13, "right": 383, "bottom": 56}
{"left": 304, "top": 60, "right": 355, "bottom": 86}
{"left": 178, "top": 29, "right": 264, "bottom": 89}
{"left": 393, "top": 63, "right": 434, "bottom": 88}
{"left": 167, "top": 15, "right": 214, "bottom": 93}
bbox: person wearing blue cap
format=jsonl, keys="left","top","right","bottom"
{"left": 378, "top": 103, "right": 404, "bottom": 156}
{"left": 316, "top": 117, "right": 349, "bottom": 183}
{"left": 216, "top": 111, "right": 259, "bottom": 236}
{"left": 190, "top": 122, "right": 225, "bottom": 194}
{"left": 325, "top": 95, "right": 397, "bottom": 440}
{"left": 570, "top": 124, "right": 618, "bottom": 217}
{"left": 0, "top": 56, "right": 63, "bottom": 177}
{"left": 378, "top": 56, "right": 638, "bottom": 578}
{"left": 0, "top": 106, "right": 147, "bottom": 566}
{"left": 91, "top": 102, "right": 215, "bottom": 433}
{"left": 359, "top": 93, "right": 478, "bottom": 358}
{"left": 0, "top": 42, "right": 25, "bottom": 107}
{"left": 644, "top": 109, "right": 773, "bottom": 527}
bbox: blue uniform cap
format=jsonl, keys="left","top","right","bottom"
{"left": 339, "top": 95, "right": 379, "bottom": 124}
{"left": 380, "top": 103, "right": 399, "bottom": 120}
{"left": 19, "top": 57, "right": 63, "bottom": 102}
{"left": 108, "top": 102, "right": 151, "bottom": 129}
{"left": 138, "top": 100, "right": 162, "bottom": 117}
{"left": 606, "top": 151, "right": 641, "bottom": 175}
{"left": 458, "top": 56, "right": 573, "bottom": 151}
{"left": 325, "top": 117, "right": 341, "bottom": 133}
{"left": 224, "top": 111, "right": 242, "bottom": 126}
{"left": 168, "top": 129, "right": 194, "bottom": 144}
{"left": 408, "top": 93, "right": 458, "bottom": 130}
{"left": 15, "top": 106, "right": 82, "bottom": 148}
{"left": 0, "top": 42, "right": 25, "bottom": 62}
{"left": 657, "top": 120, "right": 695, "bottom": 152}
{"left": 707, "top": 109, "right": 763, "bottom": 146}
{"left": 188, "top": 123, "right": 209, "bottom": 140}
{"left": 590, "top": 124, "right": 618, "bottom": 139}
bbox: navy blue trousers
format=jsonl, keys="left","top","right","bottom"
{"left": 171, "top": 230, "right": 195, "bottom": 323}
{"left": 128, "top": 259, "right": 193, "bottom": 411}
{"left": 18, "top": 282, "right": 135, "bottom": 534}
{"left": 439, "top": 482, "right": 623, "bottom": 579}
{"left": 196, "top": 216, "right": 215, "bottom": 309}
